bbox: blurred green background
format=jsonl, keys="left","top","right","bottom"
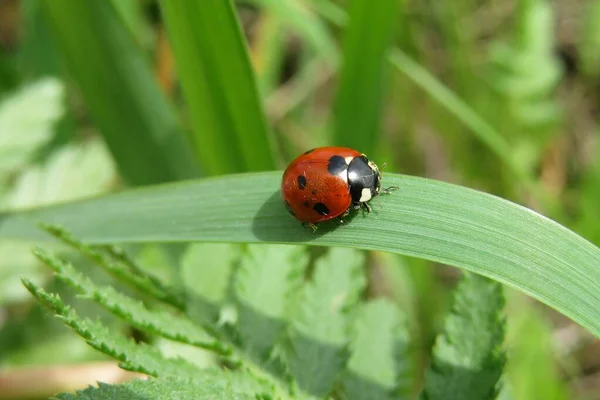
{"left": 0, "top": 0, "right": 599, "bottom": 398}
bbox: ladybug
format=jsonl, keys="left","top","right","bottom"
{"left": 281, "top": 147, "right": 398, "bottom": 229}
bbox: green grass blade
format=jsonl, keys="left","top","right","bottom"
{"left": 159, "top": 0, "right": 275, "bottom": 175}
{"left": 332, "top": 0, "right": 400, "bottom": 154}
{"left": 41, "top": 0, "right": 199, "bottom": 185}
{"left": 1, "top": 171, "right": 600, "bottom": 342}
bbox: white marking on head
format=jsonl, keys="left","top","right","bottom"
{"left": 344, "top": 156, "right": 354, "bottom": 164}
{"left": 367, "top": 160, "right": 378, "bottom": 171}
{"left": 359, "top": 188, "right": 372, "bottom": 202}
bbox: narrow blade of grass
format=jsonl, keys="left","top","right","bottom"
{"left": 159, "top": 0, "right": 276, "bottom": 175}
{"left": 0, "top": 171, "right": 599, "bottom": 343}
{"left": 332, "top": 0, "right": 401, "bottom": 155}
{"left": 41, "top": 0, "right": 199, "bottom": 185}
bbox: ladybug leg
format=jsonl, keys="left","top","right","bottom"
{"left": 302, "top": 222, "right": 318, "bottom": 233}
{"left": 338, "top": 209, "right": 350, "bottom": 224}
{"left": 382, "top": 185, "right": 399, "bottom": 194}
{"left": 362, "top": 201, "right": 372, "bottom": 214}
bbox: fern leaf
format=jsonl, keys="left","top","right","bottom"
{"left": 234, "top": 244, "right": 308, "bottom": 361}
{"left": 287, "top": 248, "right": 366, "bottom": 397}
{"left": 420, "top": 272, "right": 505, "bottom": 400}
{"left": 42, "top": 224, "right": 185, "bottom": 309}
{"left": 487, "top": 0, "right": 562, "bottom": 130}
{"left": 21, "top": 279, "right": 201, "bottom": 378}
{"left": 32, "top": 247, "right": 231, "bottom": 356}
{"left": 342, "top": 298, "right": 411, "bottom": 400}
{"left": 51, "top": 374, "right": 274, "bottom": 400}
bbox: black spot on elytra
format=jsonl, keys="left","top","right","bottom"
{"left": 311, "top": 190, "right": 317, "bottom": 195}
{"left": 303, "top": 148, "right": 315, "bottom": 155}
{"left": 328, "top": 155, "right": 348, "bottom": 176}
{"left": 297, "top": 175, "right": 307, "bottom": 190}
{"left": 285, "top": 201, "right": 295, "bottom": 216}
{"left": 313, "top": 202, "right": 329, "bottom": 216}
{"left": 303, "top": 201, "right": 310, "bottom": 208}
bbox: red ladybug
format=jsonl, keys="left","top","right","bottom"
{"left": 281, "top": 147, "right": 397, "bottom": 228}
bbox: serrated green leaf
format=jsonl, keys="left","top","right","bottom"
{"left": 42, "top": 225, "right": 185, "bottom": 309}
{"left": 21, "top": 279, "right": 201, "bottom": 378}
{"left": 159, "top": 0, "right": 275, "bottom": 175}
{"left": 421, "top": 273, "right": 505, "bottom": 400}
{"left": 1, "top": 172, "right": 600, "bottom": 345}
{"left": 41, "top": 0, "right": 199, "bottom": 185}
{"left": 342, "top": 299, "right": 408, "bottom": 400}
{"left": 32, "top": 247, "right": 230, "bottom": 356}
{"left": 332, "top": 0, "right": 400, "bottom": 154}
{"left": 181, "top": 243, "right": 241, "bottom": 304}
{"left": 287, "top": 248, "right": 366, "bottom": 396}
{"left": 52, "top": 375, "right": 270, "bottom": 400}
{"left": 0, "top": 78, "right": 63, "bottom": 176}
{"left": 235, "top": 244, "right": 307, "bottom": 360}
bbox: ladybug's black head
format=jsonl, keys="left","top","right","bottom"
{"left": 347, "top": 155, "right": 381, "bottom": 206}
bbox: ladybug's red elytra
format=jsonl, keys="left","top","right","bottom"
{"left": 281, "top": 146, "right": 398, "bottom": 229}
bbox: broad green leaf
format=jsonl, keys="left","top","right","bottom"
{"left": 21, "top": 280, "right": 201, "bottom": 377}
{"left": 52, "top": 376, "right": 269, "bottom": 400}
{"left": 41, "top": 0, "right": 199, "bottom": 185}
{"left": 0, "top": 77, "right": 63, "bottom": 176}
{"left": 421, "top": 273, "right": 505, "bottom": 400}
{"left": 1, "top": 172, "right": 600, "bottom": 344}
{"left": 32, "top": 248, "right": 230, "bottom": 355}
{"left": 235, "top": 244, "right": 307, "bottom": 360}
{"left": 7, "top": 138, "right": 116, "bottom": 209}
{"left": 159, "top": 0, "right": 275, "bottom": 175}
{"left": 288, "top": 248, "right": 365, "bottom": 396}
{"left": 332, "top": 0, "right": 400, "bottom": 155}
{"left": 343, "top": 299, "right": 408, "bottom": 400}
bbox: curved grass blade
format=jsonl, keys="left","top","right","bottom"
{"left": 159, "top": 0, "right": 275, "bottom": 175}
{"left": 0, "top": 171, "right": 599, "bottom": 343}
{"left": 41, "top": 0, "right": 199, "bottom": 186}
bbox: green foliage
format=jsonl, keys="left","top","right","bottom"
{"left": 21, "top": 279, "right": 201, "bottom": 377}
{"left": 0, "top": 77, "right": 63, "bottom": 179}
{"left": 2, "top": 172, "right": 599, "bottom": 346}
{"left": 235, "top": 244, "right": 307, "bottom": 360}
{"left": 32, "top": 247, "right": 229, "bottom": 355}
{"left": 421, "top": 273, "right": 505, "bottom": 400}
{"left": 487, "top": 0, "right": 562, "bottom": 141}
{"left": 504, "top": 292, "right": 571, "bottom": 400}
{"left": 343, "top": 299, "right": 412, "bottom": 400}
{"left": 579, "top": 0, "right": 600, "bottom": 80}
{"left": 51, "top": 377, "right": 266, "bottom": 400}
{"left": 332, "top": 0, "right": 401, "bottom": 154}
{"left": 3, "top": 1, "right": 599, "bottom": 399}
{"left": 159, "top": 0, "right": 276, "bottom": 175}
{"left": 41, "top": 0, "right": 199, "bottom": 185}
{"left": 287, "top": 248, "right": 365, "bottom": 396}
